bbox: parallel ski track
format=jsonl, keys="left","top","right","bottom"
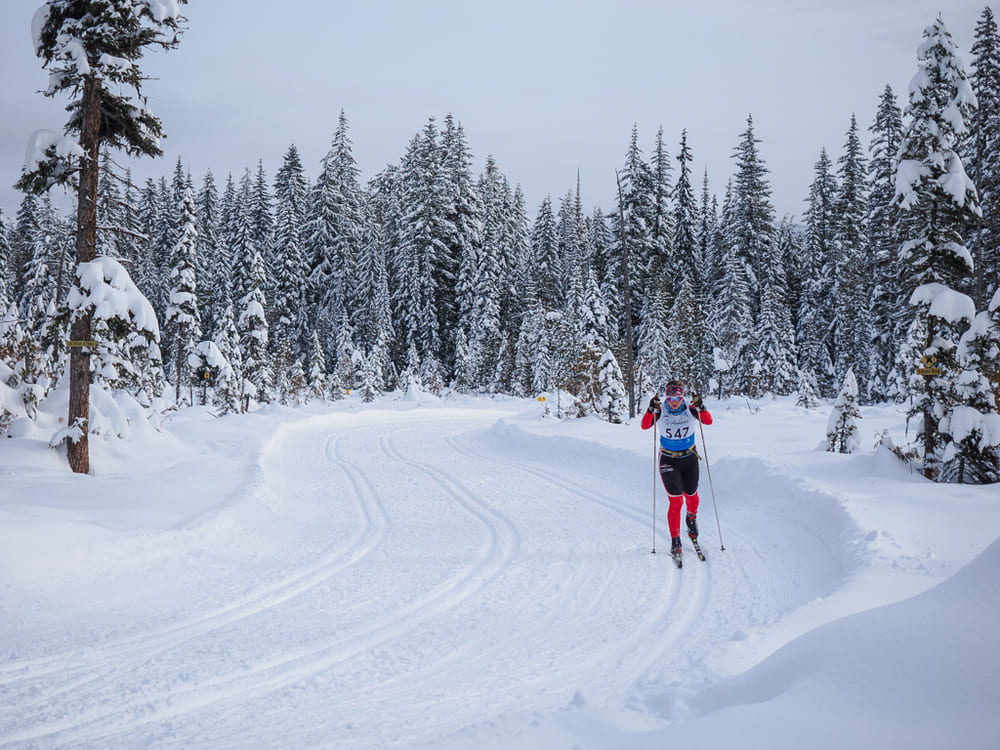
{"left": 0, "top": 413, "right": 765, "bottom": 749}
{"left": 1, "top": 420, "right": 525, "bottom": 747}
{"left": 0, "top": 429, "right": 396, "bottom": 746}
{"left": 442, "top": 428, "right": 716, "bottom": 697}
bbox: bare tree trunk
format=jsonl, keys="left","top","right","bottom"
{"left": 67, "top": 76, "right": 101, "bottom": 475}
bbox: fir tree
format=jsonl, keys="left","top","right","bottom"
{"left": 799, "top": 148, "right": 839, "bottom": 396}
{"left": 271, "top": 144, "right": 309, "bottom": 351}
{"left": 164, "top": 187, "right": 202, "bottom": 405}
{"left": 825, "top": 367, "right": 862, "bottom": 454}
{"left": 672, "top": 129, "right": 700, "bottom": 287}
{"left": 867, "top": 85, "right": 906, "bottom": 401}
{"left": 833, "top": 115, "right": 871, "bottom": 395}
{"left": 529, "top": 196, "right": 562, "bottom": 311}
{"left": 895, "top": 17, "right": 981, "bottom": 479}
{"left": 968, "top": 6, "right": 1000, "bottom": 309}
{"left": 942, "top": 288, "right": 1000, "bottom": 483}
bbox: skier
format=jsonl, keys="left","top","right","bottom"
{"left": 641, "top": 380, "right": 712, "bottom": 560}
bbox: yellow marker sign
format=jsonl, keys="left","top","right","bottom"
{"left": 537, "top": 396, "right": 546, "bottom": 402}
{"left": 917, "top": 355, "right": 942, "bottom": 376}
{"left": 66, "top": 340, "right": 96, "bottom": 348}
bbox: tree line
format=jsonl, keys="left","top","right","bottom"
{"left": 2, "top": 4, "right": 999, "bottom": 482}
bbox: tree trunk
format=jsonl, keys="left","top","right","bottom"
{"left": 67, "top": 76, "right": 101, "bottom": 475}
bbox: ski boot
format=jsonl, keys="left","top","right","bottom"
{"left": 670, "top": 536, "right": 683, "bottom": 568}
{"left": 687, "top": 513, "right": 706, "bottom": 561}
{"left": 686, "top": 512, "right": 699, "bottom": 541}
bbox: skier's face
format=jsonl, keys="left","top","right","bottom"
{"left": 664, "top": 384, "right": 684, "bottom": 408}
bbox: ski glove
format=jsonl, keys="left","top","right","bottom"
{"left": 690, "top": 393, "right": 705, "bottom": 411}
{"left": 647, "top": 395, "right": 661, "bottom": 413}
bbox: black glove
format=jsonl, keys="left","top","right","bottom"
{"left": 690, "top": 392, "right": 704, "bottom": 412}
{"left": 647, "top": 395, "right": 661, "bottom": 413}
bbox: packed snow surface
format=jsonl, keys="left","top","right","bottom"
{"left": 0, "top": 393, "right": 997, "bottom": 748}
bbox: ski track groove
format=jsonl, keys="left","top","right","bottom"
{"left": 1, "top": 422, "right": 525, "bottom": 748}
{"left": 0, "top": 429, "right": 396, "bottom": 746}
{"left": 0, "top": 432, "right": 386, "bottom": 691}
{"left": 441, "top": 430, "right": 712, "bottom": 703}
{"left": 0, "top": 413, "right": 781, "bottom": 749}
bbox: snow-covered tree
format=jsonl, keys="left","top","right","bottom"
{"left": 825, "top": 367, "right": 862, "bottom": 454}
{"left": 968, "top": 7, "right": 1000, "bottom": 309}
{"left": 940, "top": 288, "right": 1000, "bottom": 483}
{"left": 164, "top": 187, "right": 201, "bottom": 405}
{"left": 895, "top": 16, "right": 981, "bottom": 479}
{"left": 19, "top": 0, "right": 185, "bottom": 472}
{"left": 867, "top": 84, "right": 906, "bottom": 402}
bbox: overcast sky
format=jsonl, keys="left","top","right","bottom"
{"left": 0, "top": 1, "right": 986, "bottom": 228}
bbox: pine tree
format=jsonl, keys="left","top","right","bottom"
{"left": 942, "top": 288, "right": 1000, "bottom": 483}
{"left": 195, "top": 169, "right": 222, "bottom": 335}
{"left": 212, "top": 301, "right": 242, "bottom": 415}
{"left": 306, "top": 329, "right": 328, "bottom": 402}
{"left": 754, "top": 235, "right": 798, "bottom": 396}
{"left": 895, "top": 17, "right": 981, "bottom": 479}
{"left": 529, "top": 196, "right": 562, "bottom": 311}
{"left": 648, "top": 126, "right": 674, "bottom": 283}
{"left": 729, "top": 115, "right": 775, "bottom": 303}
{"left": 394, "top": 119, "right": 451, "bottom": 382}
{"left": 233, "top": 185, "right": 271, "bottom": 410}
{"left": 597, "top": 349, "right": 628, "bottom": 423}
{"left": 271, "top": 144, "right": 309, "bottom": 351}
{"left": 833, "top": 115, "right": 871, "bottom": 396}
{"left": 868, "top": 85, "right": 906, "bottom": 401}
{"left": 825, "top": 367, "right": 862, "bottom": 454}
{"left": 968, "top": 7, "right": 1000, "bottom": 309}
{"left": 672, "top": 129, "right": 700, "bottom": 286}
{"left": 798, "top": 148, "right": 839, "bottom": 397}
{"left": 164, "top": 187, "right": 201, "bottom": 405}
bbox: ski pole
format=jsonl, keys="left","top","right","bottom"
{"left": 651, "top": 422, "right": 657, "bottom": 554}
{"left": 697, "top": 417, "right": 725, "bottom": 551}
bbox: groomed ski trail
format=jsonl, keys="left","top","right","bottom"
{"left": 0, "top": 406, "right": 859, "bottom": 749}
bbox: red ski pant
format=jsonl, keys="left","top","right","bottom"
{"left": 658, "top": 451, "right": 700, "bottom": 538}
{"left": 667, "top": 493, "right": 700, "bottom": 539}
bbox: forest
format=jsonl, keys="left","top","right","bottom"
{"left": 1, "top": 4, "right": 998, "bottom": 483}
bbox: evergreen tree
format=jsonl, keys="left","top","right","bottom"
{"left": 596, "top": 349, "right": 628, "bottom": 423}
{"left": 195, "top": 169, "right": 222, "bottom": 335}
{"left": 666, "top": 275, "right": 711, "bottom": 392}
{"left": 825, "top": 367, "right": 862, "bottom": 454}
{"left": 867, "top": 84, "right": 906, "bottom": 401}
{"left": 967, "top": 7, "right": 1000, "bottom": 309}
{"left": 729, "top": 115, "right": 775, "bottom": 302}
{"left": 648, "top": 126, "right": 674, "bottom": 283}
{"left": 212, "top": 301, "right": 242, "bottom": 414}
{"left": 798, "top": 148, "right": 839, "bottom": 396}
{"left": 164, "top": 187, "right": 201, "bottom": 404}
{"left": 529, "top": 196, "right": 562, "bottom": 311}
{"left": 895, "top": 17, "right": 981, "bottom": 479}
{"left": 672, "top": 129, "right": 700, "bottom": 286}
{"left": 754, "top": 234, "right": 798, "bottom": 396}
{"left": 271, "top": 144, "right": 309, "bottom": 351}
{"left": 942, "top": 288, "right": 1000, "bottom": 483}
{"left": 833, "top": 115, "right": 871, "bottom": 395}
{"left": 614, "top": 125, "right": 655, "bottom": 334}
{"left": 306, "top": 329, "right": 328, "bottom": 402}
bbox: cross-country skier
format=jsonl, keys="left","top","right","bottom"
{"left": 641, "top": 380, "right": 713, "bottom": 559}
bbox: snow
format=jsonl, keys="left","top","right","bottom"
{"left": 0, "top": 393, "right": 998, "bottom": 748}
{"left": 910, "top": 282, "right": 976, "bottom": 325}
{"left": 69, "top": 256, "right": 160, "bottom": 338}
{"left": 146, "top": 0, "right": 181, "bottom": 23}
{"left": 22, "top": 129, "right": 84, "bottom": 174}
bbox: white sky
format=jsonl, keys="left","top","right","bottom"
{"left": 0, "top": 1, "right": 986, "bottom": 227}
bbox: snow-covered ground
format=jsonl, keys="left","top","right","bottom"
{"left": 1, "top": 391, "right": 998, "bottom": 749}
